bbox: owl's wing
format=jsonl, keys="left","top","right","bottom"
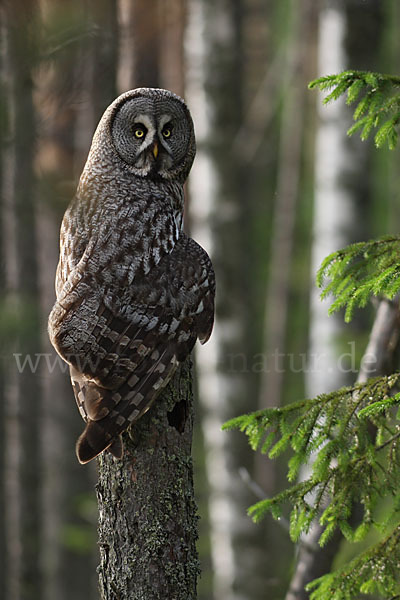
{"left": 178, "top": 235, "right": 215, "bottom": 346}
{"left": 70, "top": 305, "right": 183, "bottom": 463}
{"left": 63, "top": 235, "right": 214, "bottom": 464}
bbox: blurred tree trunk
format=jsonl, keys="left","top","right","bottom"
{"left": 0, "top": 12, "right": 7, "bottom": 599}
{"left": 286, "top": 1, "right": 385, "bottom": 598}
{"left": 36, "top": 2, "right": 119, "bottom": 599}
{"left": 87, "top": 0, "right": 118, "bottom": 124}
{"left": 118, "top": 0, "right": 186, "bottom": 96}
{"left": 118, "top": 0, "right": 162, "bottom": 90}
{"left": 3, "top": 1, "right": 42, "bottom": 599}
{"left": 159, "top": 0, "right": 187, "bottom": 96}
{"left": 75, "top": 0, "right": 119, "bottom": 165}
{"left": 383, "top": 0, "right": 400, "bottom": 234}
{"left": 131, "top": 0, "right": 161, "bottom": 86}
{"left": 255, "top": 0, "right": 314, "bottom": 492}
{"left": 187, "top": 0, "right": 284, "bottom": 598}
{"left": 97, "top": 360, "right": 199, "bottom": 600}
{"left": 185, "top": 4, "right": 216, "bottom": 599}
{"left": 190, "top": 0, "right": 254, "bottom": 596}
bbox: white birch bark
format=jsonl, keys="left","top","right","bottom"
{"left": 306, "top": 4, "right": 354, "bottom": 401}
{"left": 186, "top": 3, "right": 236, "bottom": 597}
{"left": 186, "top": 2, "right": 261, "bottom": 598}
{"left": 286, "top": 3, "right": 366, "bottom": 597}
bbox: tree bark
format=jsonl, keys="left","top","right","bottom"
{"left": 97, "top": 358, "right": 199, "bottom": 600}
{"left": 285, "top": 3, "right": 386, "bottom": 598}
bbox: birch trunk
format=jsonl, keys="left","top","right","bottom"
{"left": 187, "top": 1, "right": 270, "bottom": 598}
{"left": 286, "top": 8, "right": 357, "bottom": 599}
{"left": 307, "top": 3, "right": 352, "bottom": 399}
{"left": 286, "top": 2, "right": 384, "bottom": 597}
{"left": 186, "top": 3, "right": 228, "bottom": 596}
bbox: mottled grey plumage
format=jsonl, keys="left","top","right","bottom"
{"left": 48, "top": 88, "right": 215, "bottom": 464}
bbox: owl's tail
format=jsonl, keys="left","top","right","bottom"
{"left": 74, "top": 348, "right": 180, "bottom": 464}
{"left": 76, "top": 421, "right": 123, "bottom": 464}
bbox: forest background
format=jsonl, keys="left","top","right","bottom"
{"left": 1, "top": 0, "right": 400, "bottom": 599}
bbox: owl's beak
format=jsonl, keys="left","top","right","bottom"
{"left": 152, "top": 142, "right": 159, "bottom": 159}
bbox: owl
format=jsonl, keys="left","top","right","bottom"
{"left": 48, "top": 88, "right": 215, "bottom": 464}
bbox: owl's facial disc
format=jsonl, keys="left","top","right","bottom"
{"left": 110, "top": 90, "right": 195, "bottom": 181}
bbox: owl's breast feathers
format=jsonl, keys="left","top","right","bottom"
{"left": 48, "top": 193, "right": 215, "bottom": 463}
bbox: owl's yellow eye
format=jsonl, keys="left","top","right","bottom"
{"left": 162, "top": 125, "right": 173, "bottom": 139}
{"left": 133, "top": 124, "right": 146, "bottom": 139}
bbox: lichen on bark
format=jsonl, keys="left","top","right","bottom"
{"left": 96, "top": 358, "right": 199, "bottom": 600}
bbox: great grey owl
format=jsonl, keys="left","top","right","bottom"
{"left": 48, "top": 88, "right": 215, "bottom": 464}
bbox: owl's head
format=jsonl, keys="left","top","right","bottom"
{"left": 93, "top": 88, "right": 196, "bottom": 183}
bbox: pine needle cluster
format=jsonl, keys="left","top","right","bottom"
{"left": 309, "top": 70, "right": 400, "bottom": 149}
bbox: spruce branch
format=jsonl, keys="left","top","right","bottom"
{"left": 309, "top": 70, "right": 400, "bottom": 149}
{"left": 316, "top": 235, "right": 400, "bottom": 322}
{"left": 306, "top": 524, "right": 400, "bottom": 599}
{"left": 224, "top": 297, "right": 400, "bottom": 599}
{"left": 223, "top": 372, "right": 400, "bottom": 543}
{"left": 288, "top": 297, "right": 400, "bottom": 599}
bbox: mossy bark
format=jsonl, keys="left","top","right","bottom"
{"left": 96, "top": 358, "right": 199, "bottom": 600}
